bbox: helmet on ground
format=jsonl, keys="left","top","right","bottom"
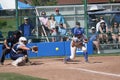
{"left": 19, "top": 37, "right": 27, "bottom": 45}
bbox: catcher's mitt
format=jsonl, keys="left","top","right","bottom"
{"left": 31, "top": 46, "right": 38, "bottom": 53}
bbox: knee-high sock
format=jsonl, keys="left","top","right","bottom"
{"left": 83, "top": 52, "right": 88, "bottom": 62}
{"left": 13, "top": 57, "right": 23, "bottom": 65}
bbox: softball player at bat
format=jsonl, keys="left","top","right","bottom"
{"left": 64, "top": 28, "right": 88, "bottom": 63}
{"left": 10, "top": 37, "right": 31, "bottom": 66}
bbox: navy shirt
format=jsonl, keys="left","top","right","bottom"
{"left": 24, "top": 24, "right": 30, "bottom": 37}
{"left": 19, "top": 23, "right": 34, "bottom": 37}
{"left": 2, "top": 36, "right": 19, "bottom": 49}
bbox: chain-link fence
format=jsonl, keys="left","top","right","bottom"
{"left": 0, "top": 3, "right": 120, "bottom": 43}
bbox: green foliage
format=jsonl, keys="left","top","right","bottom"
{"left": 31, "top": 0, "right": 57, "bottom": 6}
{"left": 109, "top": 0, "right": 115, "bottom": 3}
{"left": 0, "top": 21, "right": 7, "bottom": 29}
{"left": 31, "top": 0, "right": 40, "bottom": 6}
{"left": 0, "top": 73, "right": 47, "bottom": 80}
{"left": 46, "top": 0, "right": 57, "bottom": 6}
{"left": 0, "top": 18, "right": 16, "bottom": 37}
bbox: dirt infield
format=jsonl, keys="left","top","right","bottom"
{"left": 0, "top": 56, "right": 120, "bottom": 80}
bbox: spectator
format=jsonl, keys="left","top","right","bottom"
{"left": 112, "top": 13, "right": 120, "bottom": 24}
{"left": 88, "top": 14, "right": 98, "bottom": 28}
{"left": 111, "top": 22, "right": 120, "bottom": 43}
{"left": 98, "top": 20, "right": 109, "bottom": 44}
{"left": 48, "top": 14, "right": 58, "bottom": 42}
{"left": 0, "top": 30, "right": 22, "bottom": 65}
{"left": 89, "top": 27, "right": 100, "bottom": 54}
{"left": 54, "top": 8, "right": 66, "bottom": 28}
{"left": 19, "top": 16, "right": 35, "bottom": 38}
{"left": 58, "top": 23, "right": 67, "bottom": 41}
{"left": 96, "top": 16, "right": 108, "bottom": 33}
{"left": 39, "top": 11, "right": 50, "bottom": 37}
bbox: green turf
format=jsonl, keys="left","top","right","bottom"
{"left": 0, "top": 73, "right": 47, "bottom": 80}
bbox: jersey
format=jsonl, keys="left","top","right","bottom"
{"left": 72, "top": 34, "right": 87, "bottom": 47}
{"left": 10, "top": 43, "right": 27, "bottom": 60}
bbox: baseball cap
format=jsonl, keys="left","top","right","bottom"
{"left": 24, "top": 16, "right": 29, "bottom": 19}
{"left": 55, "top": 8, "right": 59, "bottom": 12}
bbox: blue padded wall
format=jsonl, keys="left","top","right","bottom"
{"left": 37, "top": 42, "right": 65, "bottom": 57}
{"left": 0, "top": 41, "right": 93, "bottom": 58}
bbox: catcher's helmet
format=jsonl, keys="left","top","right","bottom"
{"left": 19, "top": 37, "right": 27, "bottom": 45}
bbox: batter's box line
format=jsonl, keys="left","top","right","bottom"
{"left": 68, "top": 67, "right": 120, "bottom": 77}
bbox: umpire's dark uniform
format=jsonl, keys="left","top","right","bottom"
{"left": 0, "top": 30, "right": 21, "bottom": 65}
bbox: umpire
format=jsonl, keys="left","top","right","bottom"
{"left": 0, "top": 30, "right": 22, "bottom": 65}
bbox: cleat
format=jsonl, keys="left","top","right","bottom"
{"left": 11, "top": 62, "right": 18, "bottom": 67}
{"left": 85, "top": 60, "right": 89, "bottom": 63}
{"left": 63, "top": 58, "right": 67, "bottom": 64}
{"left": 97, "top": 51, "right": 100, "bottom": 54}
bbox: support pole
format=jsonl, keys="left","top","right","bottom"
{"left": 15, "top": 0, "right": 19, "bottom": 29}
{"left": 84, "top": 0, "right": 88, "bottom": 38}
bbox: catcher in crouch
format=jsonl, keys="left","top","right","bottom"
{"left": 10, "top": 37, "right": 37, "bottom": 66}
{"left": 64, "top": 29, "right": 88, "bottom": 63}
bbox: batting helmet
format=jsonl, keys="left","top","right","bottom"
{"left": 74, "top": 29, "right": 82, "bottom": 36}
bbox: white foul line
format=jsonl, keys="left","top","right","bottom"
{"left": 69, "top": 67, "right": 120, "bottom": 77}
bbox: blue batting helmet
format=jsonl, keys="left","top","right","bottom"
{"left": 74, "top": 29, "right": 82, "bottom": 36}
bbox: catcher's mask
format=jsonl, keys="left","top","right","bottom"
{"left": 19, "top": 37, "right": 27, "bottom": 45}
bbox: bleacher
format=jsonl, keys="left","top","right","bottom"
{"left": 100, "top": 43, "right": 120, "bottom": 53}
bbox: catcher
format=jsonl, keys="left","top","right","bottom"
{"left": 10, "top": 37, "right": 38, "bottom": 66}
{"left": 64, "top": 28, "right": 88, "bottom": 63}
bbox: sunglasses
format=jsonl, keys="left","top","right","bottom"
{"left": 21, "top": 40, "right": 27, "bottom": 42}
{"left": 114, "top": 24, "right": 117, "bottom": 25}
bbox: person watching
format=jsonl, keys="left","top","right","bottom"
{"left": 19, "top": 16, "right": 35, "bottom": 38}
{"left": 0, "top": 30, "right": 22, "bottom": 65}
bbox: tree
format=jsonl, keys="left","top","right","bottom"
{"left": 31, "top": 0, "right": 57, "bottom": 6}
